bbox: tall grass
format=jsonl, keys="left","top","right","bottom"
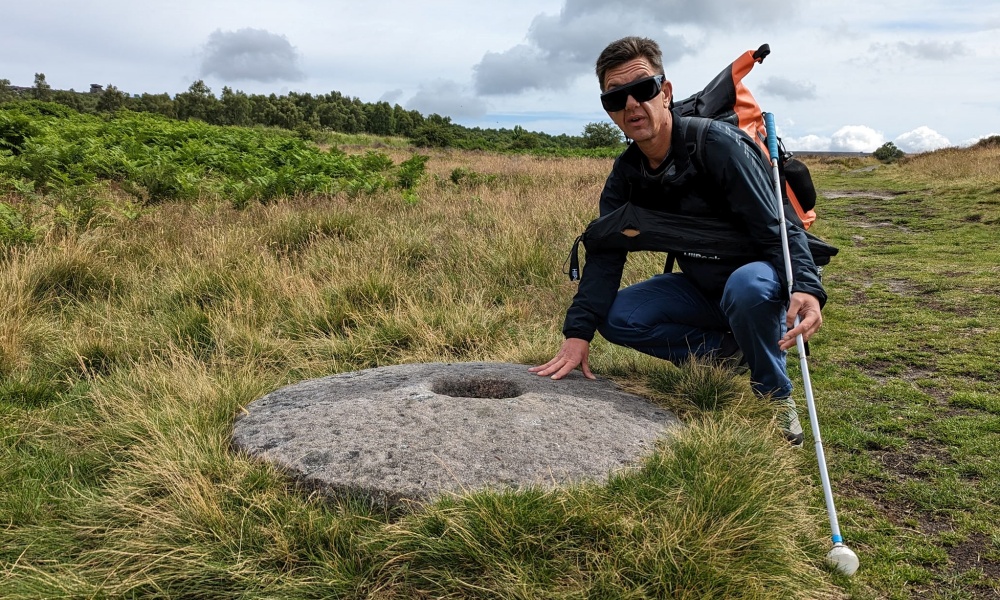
{"left": 0, "top": 143, "right": 844, "bottom": 598}
{"left": 6, "top": 140, "right": 999, "bottom": 597}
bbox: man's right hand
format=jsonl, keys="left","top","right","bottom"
{"left": 528, "top": 338, "right": 595, "bottom": 380}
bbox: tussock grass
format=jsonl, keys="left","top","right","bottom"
{"left": 25, "top": 239, "right": 123, "bottom": 307}
{"left": 647, "top": 356, "right": 749, "bottom": 412}
{"left": 380, "top": 410, "right": 833, "bottom": 598}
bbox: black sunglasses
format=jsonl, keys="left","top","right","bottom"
{"left": 600, "top": 74, "right": 666, "bottom": 112}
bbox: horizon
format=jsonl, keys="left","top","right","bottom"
{"left": 16, "top": 79, "right": 978, "bottom": 156}
{"left": 7, "top": 73, "right": 995, "bottom": 153}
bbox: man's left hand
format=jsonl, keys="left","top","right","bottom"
{"left": 780, "top": 292, "right": 822, "bottom": 351}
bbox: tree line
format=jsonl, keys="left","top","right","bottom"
{"left": 0, "top": 74, "right": 624, "bottom": 153}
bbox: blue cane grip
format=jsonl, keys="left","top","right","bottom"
{"left": 763, "top": 112, "right": 779, "bottom": 162}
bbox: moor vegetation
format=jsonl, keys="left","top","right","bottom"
{"left": 0, "top": 104, "right": 998, "bottom": 598}
{"left": 0, "top": 75, "right": 624, "bottom": 154}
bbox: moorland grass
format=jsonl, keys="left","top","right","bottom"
{"left": 1, "top": 139, "right": 998, "bottom": 598}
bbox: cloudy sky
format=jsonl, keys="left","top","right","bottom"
{"left": 4, "top": 0, "right": 998, "bottom": 152}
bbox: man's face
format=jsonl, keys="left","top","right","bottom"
{"left": 602, "top": 57, "right": 672, "bottom": 144}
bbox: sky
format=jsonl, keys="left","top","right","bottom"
{"left": 4, "top": 0, "right": 999, "bottom": 152}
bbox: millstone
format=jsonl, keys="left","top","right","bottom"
{"left": 231, "top": 362, "right": 680, "bottom": 506}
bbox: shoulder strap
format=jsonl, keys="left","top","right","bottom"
{"left": 663, "top": 117, "right": 712, "bottom": 275}
{"left": 679, "top": 116, "right": 712, "bottom": 173}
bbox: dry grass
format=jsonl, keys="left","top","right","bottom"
{"left": 1, "top": 149, "right": 845, "bottom": 598}
{"left": 900, "top": 144, "right": 1000, "bottom": 187}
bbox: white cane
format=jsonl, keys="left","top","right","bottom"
{"left": 763, "top": 112, "right": 859, "bottom": 576}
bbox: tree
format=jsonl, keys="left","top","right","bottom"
{"left": 96, "top": 84, "right": 129, "bottom": 112}
{"left": 0, "top": 78, "right": 13, "bottom": 102}
{"left": 366, "top": 101, "right": 395, "bottom": 136}
{"left": 51, "top": 89, "right": 92, "bottom": 112}
{"left": 265, "top": 95, "right": 304, "bottom": 129}
{"left": 32, "top": 73, "right": 52, "bottom": 101}
{"left": 582, "top": 121, "right": 623, "bottom": 148}
{"left": 509, "top": 125, "right": 543, "bottom": 150}
{"left": 220, "top": 87, "right": 252, "bottom": 126}
{"left": 135, "top": 93, "right": 176, "bottom": 118}
{"left": 175, "top": 80, "right": 220, "bottom": 123}
{"left": 315, "top": 101, "right": 346, "bottom": 131}
{"left": 873, "top": 141, "right": 904, "bottom": 163}
{"left": 393, "top": 104, "right": 420, "bottom": 137}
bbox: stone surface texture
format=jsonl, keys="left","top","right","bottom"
{"left": 232, "top": 362, "right": 680, "bottom": 505}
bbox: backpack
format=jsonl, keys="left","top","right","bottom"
{"left": 565, "top": 44, "right": 838, "bottom": 282}
{"left": 564, "top": 193, "right": 839, "bottom": 281}
{"left": 674, "top": 43, "right": 817, "bottom": 229}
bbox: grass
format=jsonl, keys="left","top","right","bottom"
{"left": 1, "top": 141, "right": 998, "bottom": 598}
{"left": 801, "top": 149, "right": 1000, "bottom": 598}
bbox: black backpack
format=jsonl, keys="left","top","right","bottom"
{"left": 565, "top": 193, "right": 838, "bottom": 282}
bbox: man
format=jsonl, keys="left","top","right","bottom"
{"left": 529, "top": 36, "right": 826, "bottom": 445}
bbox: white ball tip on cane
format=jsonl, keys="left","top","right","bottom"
{"left": 826, "top": 543, "right": 859, "bottom": 576}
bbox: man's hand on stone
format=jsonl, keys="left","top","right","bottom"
{"left": 529, "top": 338, "right": 595, "bottom": 380}
{"left": 780, "top": 292, "right": 822, "bottom": 351}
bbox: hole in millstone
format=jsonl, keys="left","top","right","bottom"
{"left": 431, "top": 376, "right": 523, "bottom": 399}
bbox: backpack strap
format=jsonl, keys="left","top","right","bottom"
{"left": 679, "top": 116, "right": 713, "bottom": 173}
{"left": 565, "top": 234, "right": 583, "bottom": 281}
{"left": 663, "top": 117, "right": 712, "bottom": 274}
{"left": 664, "top": 252, "right": 675, "bottom": 273}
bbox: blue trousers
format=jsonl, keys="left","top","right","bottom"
{"left": 597, "top": 261, "right": 792, "bottom": 399}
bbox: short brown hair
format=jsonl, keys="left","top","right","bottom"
{"left": 595, "top": 37, "right": 664, "bottom": 91}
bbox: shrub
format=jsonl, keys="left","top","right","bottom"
{"left": 411, "top": 123, "right": 454, "bottom": 148}
{"left": 396, "top": 155, "right": 428, "bottom": 190}
{"left": 0, "top": 111, "right": 40, "bottom": 155}
{"left": 0, "top": 202, "right": 38, "bottom": 247}
{"left": 974, "top": 135, "right": 1000, "bottom": 148}
{"left": 582, "top": 121, "right": 623, "bottom": 148}
{"left": 873, "top": 141, "right": 905, "bottom": 163}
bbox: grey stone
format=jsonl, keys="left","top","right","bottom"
{"left": 232, "top": 362, "right": 680, "bottom": 506}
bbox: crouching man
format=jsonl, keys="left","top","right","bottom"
{"left": 530, "top": 36, "right": 826, "bottom": 446}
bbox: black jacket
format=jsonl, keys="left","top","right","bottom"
{"left": 562, "top": 115, "right": 826, "bottom": 341}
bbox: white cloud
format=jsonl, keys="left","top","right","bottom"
{"left": 830, "top": 125, "right": 884, "bottom": 152}
{"left": 475, "top": 44, "right": 581, "bottom": 95}
{"left": 783, "top": 134, "right": 831, "bottom": 152}
{"left": 893, "top": 126, "right": 951, "bottom": 153}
